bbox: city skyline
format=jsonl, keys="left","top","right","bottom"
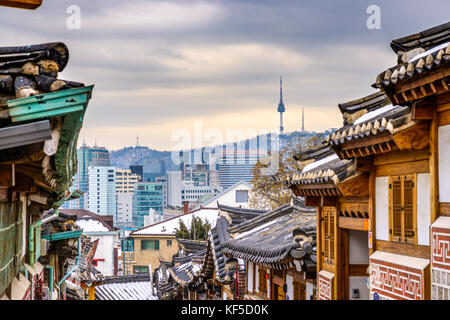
{"left": 2, "top": 1, "right": 448, "bottom": 150}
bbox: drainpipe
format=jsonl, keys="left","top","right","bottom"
{"left": 44, "top": 265, "right": 54, "bottom": 300}
{"left": 56, "top": 236, "right": 81, "bottom": 299}
{"left": 29, "top": 208, "right": 60, "bottom": 267}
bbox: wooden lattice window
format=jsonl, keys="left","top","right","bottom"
{"left": 389, "top": 174, "right": 417, "bottom": 244}
{"left": 293, "top": 280, "right": 306, "bottom": 300}
{"left": 258, "top": 267, "right": 267, "bottom": 295}
{"left": 322, "top": 207, "right": 335, "bottom": 264}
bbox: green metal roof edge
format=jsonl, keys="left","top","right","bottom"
{"left": 41, "top": 229, "right": 83, "bottom": 241}
{"left": 52, "top": 85, "right": 94, "bottom": 201}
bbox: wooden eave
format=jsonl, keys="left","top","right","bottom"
{"left": 386, "top": 70, "right": 450, "bottom": 105}
{"left": 291, "top": 183, "right": 342, "bottom": 197}
{"left": 0, "top": 0, "right": 42, "bottom": 10}
{"left": 334, "top": 119, "right": 429, "bottom": 160}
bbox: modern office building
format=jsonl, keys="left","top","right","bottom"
{"left": 62, "top": 143, "right": 111, "bottom": 209}
{"left": 117, "top": 193, "right": 134, "bottom": 227}
{"left": 181, "top": 181, "right": 222, "bottom": 203}
{"left": 142, "top": 160, "right": 166, "bottom": 182}
{"left": 129, "top": 165, "right": 143, "bottom": 182}
{"left": 88, "top": 166, "right": 117, "bottom": 217}
{"left": 155, "top": 176, "right": 167, "bottom": 209}
{"left": 217, "top": 149, "right": 263, "bottom": 189}
{"left": 167, "top": 171, "right": 183, "bottom": 208}
{"left": 132, "top": 182, "right": 164, "bottom": 228}
{"left": 116, "top": 169, "right": 140, "bottom": 193}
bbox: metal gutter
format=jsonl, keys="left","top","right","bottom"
{"left": 44, "top": 265, "right": 54, "bottom": 300}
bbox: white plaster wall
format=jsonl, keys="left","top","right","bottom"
{"left": 417, "top": 173, "right": 431, "bottom": 246}
{"left": 247, "top": 262, "right": 254, "bottom": 293}
{"left": 88, "top": 233, "right": 119, "bottom": 276}
{"left": 285, "top": 274, "right": 293, "bottom": 300}
{"left": 375, "top": 177, "right": 389, "bottom": 241}
{"left": 349, "top": 230, "right": 369, "bottom": 264}
{"left": 439, "top": 125, "right": 450, "bottom": 202}
{"left": 349, "top": 276, "right": 369, "bottom": 300}
{"left": 306, "top": 282, "right": 314, "bottom": 300}
{"left": 202, "top": 183, "right": 252, "bottom": 208}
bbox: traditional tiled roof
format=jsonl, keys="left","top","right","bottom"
{"left": 200, "top": 204, "right": 264, "bottom": 283}
{"left": 327, "top": 105, "right": 412, "bottom": 147}
{"left": 60, "top": 209, "right": 115, "bottom": 232}
{"left": 169, "top": 249, "right": 206, "bottom": 286}
{"left": 293, "top": 143, "right": 334, "bottom": 162}
{"left": 289, "top": 153, "right": 356, "bottom": 187}
{"left": 95, "top": 274, "right": 157, "bottom": 300}
{"left": 390, "top": 21, "right": 450, "bottom": 54}
{"left": 374, "top": 42, "right": 450, "bottom": 89}
{"left": 222, "top": 198, "right": 316, "bottom": 271}
{"left": 177, "top": 239, "right": 206, "bottom": 255}
{"left": 373, "top": 22, "right": 450, "bottom": 90}
{"left": 337, "top": 91, "right": 392, "bottom": 126}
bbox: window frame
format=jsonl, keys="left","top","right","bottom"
{"left": 321, "top": 206, "right": 336, "bottom": 266}
{"left": 141, "top": 239, "right": 160, "bottom": 250}
{"left": 388, "top": 174, "right": 418, "bottom": 244}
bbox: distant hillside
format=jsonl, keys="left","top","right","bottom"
{"left": 110, "top": 130, "right": 331, "bottom": 170}
{"left": 110, "top": 146, "right": 175, "bottom": 170}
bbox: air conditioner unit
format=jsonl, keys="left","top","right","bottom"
{"left": 41, "top": 286, "right": 50, "bottom": 300}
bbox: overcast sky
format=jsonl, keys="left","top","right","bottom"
{"left": 2, "top": 1, "right": 449, "bottom": 150}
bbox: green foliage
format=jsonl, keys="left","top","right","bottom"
{"left": 175, "top": 216, "right": 211, "bottom": 241}
{"left": 249, "top": 135, "right": 322, "bottom": 210}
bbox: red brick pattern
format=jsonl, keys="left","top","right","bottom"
{"left": 369, "top": 258, "right": 425, "bottom": 300}
{"left": 318, "top": 273, "right": 333, "bottom": 300}
{"left": 431, "top": 225, "right": 450, "bottom": 299}
{"left": 431, "top": 227, "right": 450, "bottom": 271}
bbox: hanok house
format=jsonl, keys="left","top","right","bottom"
{"left": 199, "top": 204, "right": 266, "bottom": 300}
{"left": 128, "top": 207, "right": 220, "bottom": 275}
{"left": 288, "top": 21, "right": 450, "bottom": 300}
{"left": 0, "top": 42, "right": 93, "bottom": 300}
{"left": 163, "top": 247, "right": 207, "bottom": 300}
{"left": 369, "top": 21, "right": 450, "bottom": 300}
{"left": 222, "top": 197, "right": 317, "bottom": 300}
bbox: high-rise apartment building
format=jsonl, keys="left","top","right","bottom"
{"left": 116, "top": 169, "right": 140, "bottom": 193}
{"left": 132, "top": 182, "right": 164, "bottom": 228}
{"left": 217, "top": 149, "right": 263, "bottom": 190}
{"left": 88, "top": 166, "right": 117, "bottom": 217}
{"left": 117, "top": 193, "right": 133, "bottom": 227}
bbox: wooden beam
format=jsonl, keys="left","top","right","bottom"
{"left": 349, "top": 264, "right": 369, "bottom": 277}
{"left": 375, "top": 159, "right": 429, "bottom": 176}
{"left": 440, "top": 202, "right": 450, "bottom": 216}
{"left": 338, "top": 216, "right": 369, "bottom": 231}
{"left": 338, "top": 172, "right": 369, "bottom": 197}
{"left": 375, "top": 240, "right": 430, "bottom": 259}
{"left": 341, "top": 133, "right": 392, "bottom": 151}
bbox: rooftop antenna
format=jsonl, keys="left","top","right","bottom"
{"left": 277, "top": 76, "right": 285, "bottom": 134}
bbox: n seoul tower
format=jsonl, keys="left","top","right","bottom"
{"left": 277, "top": 76, "right": 285, "bottom": 134}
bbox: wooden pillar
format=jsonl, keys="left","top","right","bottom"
{"left": 316, "top": 204, "right": 322, "bottom": 300}
{"left": 368, "top": 167, "right": 376, "bottom": 256}
{"left": 333, "top": 204, "right": 340, "bottom": 300}
{"left": 430, "top": 106, "right": 439, "bottom": 223}
{"left": 88, "top": 285, "right": 95, "bottom": 300}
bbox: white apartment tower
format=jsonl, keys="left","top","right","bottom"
{"left": 88, "top": 166, "right": 117, "bottom": 216}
